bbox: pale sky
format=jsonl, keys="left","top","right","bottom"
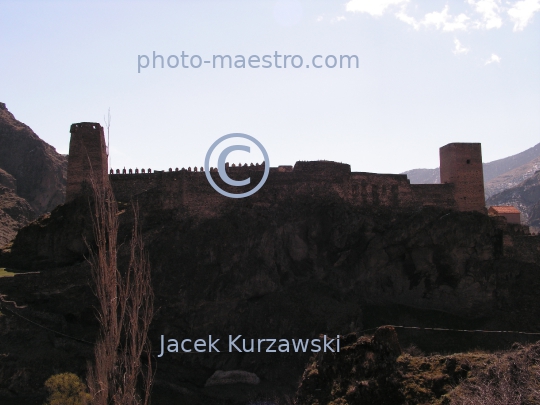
{"left": 1, "top": 0, "right": 539, "bottom": 174}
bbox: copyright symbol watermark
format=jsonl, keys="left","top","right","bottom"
{"left": 204, "top": 133, "right": 270, "bottom": 198}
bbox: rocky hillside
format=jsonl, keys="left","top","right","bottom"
{"left": 485, "top": 155, "right": 540, "bottom": 198}
{"left": 486, "top": 170, "right": 540, "bottom": 228}
{"left": 1, "top": 190, "right": 539, "bottom": 404}
{"left": 0, "top": 167, "right": 35, "bottom": 246}
{"left": 0, "top": 102, "right": 67, "bottom": 247}
{"left": 296, "top": 326, "right": 540, "bottom": 405}
{"left": 0, "top": 186, "right": 35, "bottom": 247}
{"left": 404, "top": 142, "right": 540, "bottom": 199}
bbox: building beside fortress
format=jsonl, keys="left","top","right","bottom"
{"left": 66, "top": 122, "right": 486, "bottom": 215}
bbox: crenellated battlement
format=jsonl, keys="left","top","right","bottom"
{"left": 65, "top": 122, "right": 486, "bottom": 216}
{"left": 108, "top": 161, "right": 269, "bottom": 175}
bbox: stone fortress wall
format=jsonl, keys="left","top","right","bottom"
{"left": 440, "top": 143, "right": 485, "bottom": 212}
{"left": 65, "top": 122, "right": 487, "bottom": 216}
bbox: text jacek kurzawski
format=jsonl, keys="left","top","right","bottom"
{"left": 157, "top": 334, "right": 340, "bottom": 357}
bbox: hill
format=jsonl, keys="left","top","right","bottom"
{"left": 484, "top": 156, "right": 540, "bottom": 199}
{"left": 0, "top": 102, "right": 67, "bottom": 247}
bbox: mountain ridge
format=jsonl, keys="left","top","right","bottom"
{"left": 403, "top": 142, "right": 540, "bottom": 199}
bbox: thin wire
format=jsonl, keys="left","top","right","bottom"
{"left": 3, "top": 300, "right": 540, "bottom": 353}
{"left": 0, "top": 302, "right": 94, "bottom": 346}
{"left": 359, "top": 325, "right": 540, "bottom": 336}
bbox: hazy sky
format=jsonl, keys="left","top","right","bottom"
{"left": 1, "top": 0, "right": 539, "bottom": 173}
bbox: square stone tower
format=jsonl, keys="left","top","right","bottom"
{"left": 66, "top": 122, "right": 108, "bottom": 202}
{"left": 439, "top": 143, "right": 485, "bottom": 212}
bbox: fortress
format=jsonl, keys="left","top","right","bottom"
{"left": 66, "top": 122, "right": 486, "bottom": 215}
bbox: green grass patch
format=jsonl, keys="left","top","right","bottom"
{"left": 0, "top": 268, "right": 15, "bottom": 278}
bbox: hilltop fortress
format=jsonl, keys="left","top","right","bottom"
{"left": 66, "top": 122, "right": 486, "bottom": 215}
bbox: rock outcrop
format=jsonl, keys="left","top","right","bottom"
{"left": 0, "top": 168, "right": 17, "bottom": 191}
{"left": 0, "top": 186, "right": 35, "bottom": 247}
{"left": 0, "top": 102, "right": 67, "bottom": 247}
{"left": 205, "top": 370, "right": 260, "bottom": 387}
{"left": 296, "top": 326, "right": 403, "bottom": 404}
{"left": 0, "top": 102, "right": 67, "bottom": 214}
{"left": 296, "top": 326, "right": 540, "bottom": 405}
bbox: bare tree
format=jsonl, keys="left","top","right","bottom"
{"left": 86, "top": 168, "right": 154, "bottom": 405}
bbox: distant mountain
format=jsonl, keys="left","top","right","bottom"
{"left": 484, "top": 155, "right": 540, "bottom": 198}
{"left": 483, "top": 143, "right": 540, "bottom": 182}
{"left": 401, "top": 168, "right": 440, "bottom": 184}
{"left": 403, "top": 142, "right": 540, "bottom": 198}
{"left": 486, "top": 170, "right": 540, "bottom": 227}
{"left": 0, "top": 102, "right": 67, "bottom": 246}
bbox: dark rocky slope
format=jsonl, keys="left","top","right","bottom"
{"left": 0, "top": 102, "right": 67, "bottom": 214}
{"left": 296, "top": 326, "right": 540, "bottom": 405}
{"left": 0, "top": 168, "right": 17, "bottom": 190}
{"left": 1, "top": 193, "right": 539, "bottom": 404}
{"left": 0, "top": 186, "right": 35, "bottom": 247}
{"left": 0, "top": 167, "right": 36, "bottom": 246}
{"left": 296, "top": 326, "right": 404, "bottom": 405}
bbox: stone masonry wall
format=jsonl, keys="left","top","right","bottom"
{"left": 440, "top": 143, "right": 485, "bottom": 213}
{"left": 66, "top": 123, "right": 107, "bottom": 202}
{"left": 64, "top": 122, "right": 483, "bottom": 216}
{"left": 410, "top": 183, "right": 457, "bottom": 210}
{"left": 110, "top": 161, "right": 459, "bottom": 218}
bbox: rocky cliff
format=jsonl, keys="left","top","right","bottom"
{"left": 296, "top": 326, "right": 404, "bottom": 405}
{"left": 0, "top": 167, "right": 36, "bottom": 246}
{"left": 0, "top": 103, "right": 66, "bottom": 214}
{"left": 0, "top": 186, "right": 35, "bottom": 247}
{"left": 1, "top": 190, "right": 539, "bottom": 404}
{"left": 0, "top": 102, "right": 67, "bottom": 247}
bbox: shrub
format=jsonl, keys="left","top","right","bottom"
{"left": 403, "top": 344, "right": 424, "bottom": 357}
{"left": 44, "top": 373, "right": 91, "bottom": 405}
{"left": 451, "top": 343, "right": 540, "bottom": 405}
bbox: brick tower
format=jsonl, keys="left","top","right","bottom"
{"left": 439, "top": 143, "right": 485, "bottom": 212}
{"left": 66, "top": 122, "right": 108, "bottom": 202}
